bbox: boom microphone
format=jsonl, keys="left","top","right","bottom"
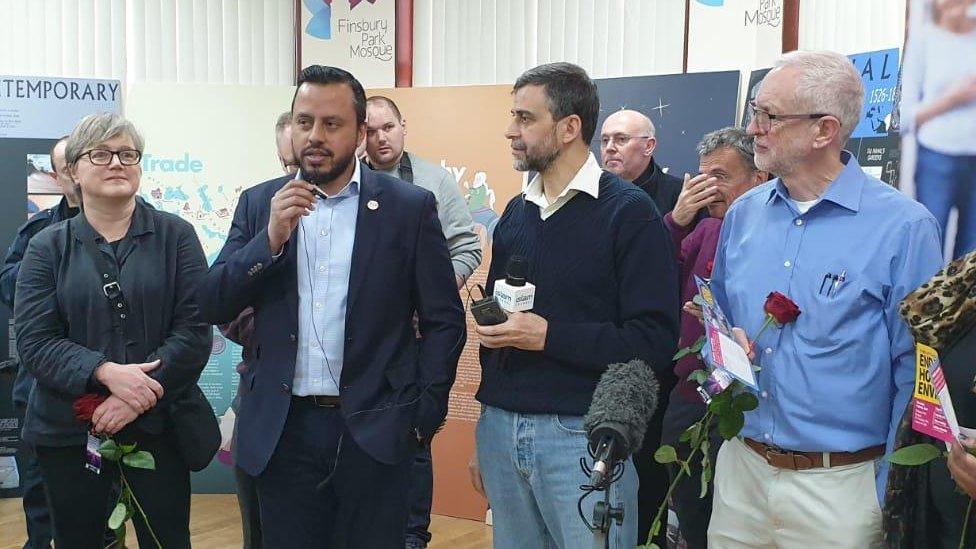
{"left": 582, "top": 359, "right": 660, "bottom": 487}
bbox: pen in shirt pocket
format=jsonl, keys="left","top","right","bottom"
{"left": 828, "top": 269, "right": 846, "bottom": 297}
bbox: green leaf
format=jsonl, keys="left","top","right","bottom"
{"left": 680, "top": 423, "right": 701, "bottom": 444}
{"left": 119, "top": 443, "right": 137, "bottom": 454}
{"left": 708, "top": 391, "right": 733, "bottom": 415}
{"left": 648, "top": 544, "right": 661, "bottom": 549}
{"left": 650, "top": 516, "right": 662, "bottom": 537}
{"left": 718, "top": 410, "right": 745, "bottom": 440}
{"left": 673, "top": 346, "right": 695, "bottom": 361}
{"left": 689, "top": 369, "right": 709, "bottom": 384}
{"left": 680, "top": 460, "right": 692, "bottom": 477}
{"left": 99, "top": 439, "right": 121, "bottom": 462}
{"left": 108, "top": 501, "right": 127, "bottom": 530}
{"left": 732, "top": 392, "right": 759, "bottom": 412}
{"left": 700, "top": 439, "right": 711, "bottom": 467}
{"left": 689, "top": 335, "right": 706, "bottom": 353}
{"left": 700, "top": 464, "right": 714, "bottom": 499}
{"left": 654, "top": 445, "right": 678, "bottom": 464}
{"left": 886, "top": 443, "right": 944, "bottom": 466}
{"left": 122, "top": 450, "right": 156, "bottom": 470}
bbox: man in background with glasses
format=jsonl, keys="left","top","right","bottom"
{"left": 706, "top": 50, "right": 942, "bottom": 548}
{"left": 599, "top": 109, "right": 683, "bottom": 215}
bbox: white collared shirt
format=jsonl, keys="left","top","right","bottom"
{"left": 523, "top": 152, "right": 603, "bottom": 221}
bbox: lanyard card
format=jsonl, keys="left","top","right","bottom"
{"left": 85, "top": 433, "right": 102, "bottom": 474}
{"left": 694, "top": 276, "right": 758, "bottom": 390}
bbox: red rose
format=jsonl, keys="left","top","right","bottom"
{"left": 764, "top": 291, "right": 801, "bottom": 325}
{"left": 73, "top": 393, "right": 107, "bottom": 423}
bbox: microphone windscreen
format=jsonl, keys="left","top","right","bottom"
{"left": 583, "top": 359, "right": 660, "bottom": 452}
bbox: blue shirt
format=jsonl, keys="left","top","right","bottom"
{"left": 710, "top": 152, "right": 942, "bottom": 502}
{"left": 292, "top": 163, "right": 361, "bottom": 396}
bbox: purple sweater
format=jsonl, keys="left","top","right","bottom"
{"left": 663, "top": 212, "right": 723, "bottom": 405}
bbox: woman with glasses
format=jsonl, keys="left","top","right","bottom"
{"left": 14, "top": 112, "right": 213, "bottom": 548}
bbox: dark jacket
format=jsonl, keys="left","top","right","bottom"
{"left": 0, "top": 198, "right": 79, "bottom": 408}
{"left": 196, "top": 165, "right": 466, "bottom": 474}
{"left": 14, "top": 199, "right": 212, "bottom": 446}
{"left": 632, "top": 158, "right": 682, "bottom": 215}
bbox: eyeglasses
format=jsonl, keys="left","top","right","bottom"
{"left": 81, "top": 149, "right": 143, "bottom": 166}
{"left": 748, "top": 101, "right": 831, "bottom": 133}
{"left": 599, "top": 134, "right": 653, "bottom": 149}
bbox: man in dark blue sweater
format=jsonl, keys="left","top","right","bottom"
{"left": 471, "top": 62, "right": 680, "bottom": 549}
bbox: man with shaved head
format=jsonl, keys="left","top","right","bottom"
{"left": 600, "top": 109, "right": 683, "bottom": 214}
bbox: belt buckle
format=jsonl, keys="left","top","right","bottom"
{"left": 763, "top": 446, "right": 812, "bottom": 470}
{"left": 102, "top": 281, "right": 121, "bottom": 299}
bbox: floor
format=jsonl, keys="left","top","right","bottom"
{"left": 0, "top": 495, "right": 493, "bottom": 548}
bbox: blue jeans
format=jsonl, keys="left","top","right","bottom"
{"left": 915, "top": 145, "right": 976, "bottom": 259}
{"left": 476, "top": 405, "right": 638, "bottom": 549}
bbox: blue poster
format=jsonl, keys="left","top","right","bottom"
{"left": 849, "top": 48, "right": 900, "bottom": 139}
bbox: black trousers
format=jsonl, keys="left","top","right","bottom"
{"left": 235, "top": 465, "right": 263, "bottom": 549}
{"left": 257, "top": 399, "right": 413, "bottom": 549}
{"left": 34, "top": 429, "right": 191, "bottom": 549}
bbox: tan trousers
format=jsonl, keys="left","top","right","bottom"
{"left": 707, "top": 437, "right": 883, "bottom": 549}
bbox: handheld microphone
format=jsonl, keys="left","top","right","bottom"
{"left": 494, "top": 255, "right": 535, "bottom": 313}
{"left": 582, "top": 359, "right": 660, "bottom": 487}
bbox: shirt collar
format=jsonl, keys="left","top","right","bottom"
{"left": 523, "top": 152, "right": 603, "bottom": 203}
{"left": 296, "top": 161, "right": 362, "bottom": 199}
{"left": 765, "top": 151, "right": 865, "bottom": 213}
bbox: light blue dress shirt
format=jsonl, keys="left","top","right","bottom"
{"left": 292, "top": 162, "right": 361, "bottom": 396}
{"left": 710, "top": 152, "right": 943, "bottom": 502}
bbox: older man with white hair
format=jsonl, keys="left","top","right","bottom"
{"left": 600, "top": 109, "right": 683, "bottom": 214}
{"left": 706, "top": 50, "right": 943, "bottom": 548}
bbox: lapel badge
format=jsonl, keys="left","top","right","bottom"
{"left": 367, "top": 199, "right": 379, "bottom": 211}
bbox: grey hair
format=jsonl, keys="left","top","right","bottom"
{"left": 771, "top": 50, "right": 864, "bottom": 145}
{"left": 275, "top": 111, "right": 292, "bottom": 134}
{"left": 697, "top": 126, "right": 757, "bottom": 171}
{"left": 65, "top": 112, "right": 145, "bottom": 168}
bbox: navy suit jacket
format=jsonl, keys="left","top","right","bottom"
{"left": 198, "top": 164, "right": 466, "bottom": 474}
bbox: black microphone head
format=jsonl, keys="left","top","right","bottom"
{"left": 505, "top": 255, "right": 527, "bottom": 287}
{"left": 583, "top": 359, "right": 660, "bottom": 456}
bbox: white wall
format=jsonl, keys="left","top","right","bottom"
{"left": 414, "top": 0, "right": 909, "bottom": 86}
{"left": 0, "top": 0, "right": 295, "bottom": 89}
{"left": 800, "top": 0, "right": 907, "bottom": 55}
{"left": 413, "top": 0, "right": 686, "bottom": 86}
{"left": 0, "top": 0, "right": 908, "bottom": 90}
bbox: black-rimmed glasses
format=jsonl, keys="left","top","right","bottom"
{"left": 81, "top": 149, "right": 143, "bottom": 166}
{"left": 748, "top": 101, "right": 831, "bottom": 133}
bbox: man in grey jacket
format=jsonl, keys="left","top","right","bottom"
{"left": 365, "top": 95, "right": 482, "bottom": 548}
{"left": 365, "top": 96, "right": 482, "bottom": 288}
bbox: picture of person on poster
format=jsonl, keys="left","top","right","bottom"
{"left": 902, "top": 0, "right": 976, "bottom": 259}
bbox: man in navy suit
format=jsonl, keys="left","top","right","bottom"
{"left": 198, "top": 65, "right": 466, "bottom": 548}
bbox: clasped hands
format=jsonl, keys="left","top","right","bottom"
{"left": 91, "top": 359, "right": 164, "bottom": 435}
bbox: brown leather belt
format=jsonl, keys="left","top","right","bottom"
{"left": 743, "top": 438, "right": 884, "bottom": 471}
{"left": 292, "top": 395, "right": 341, "bottom": 408}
